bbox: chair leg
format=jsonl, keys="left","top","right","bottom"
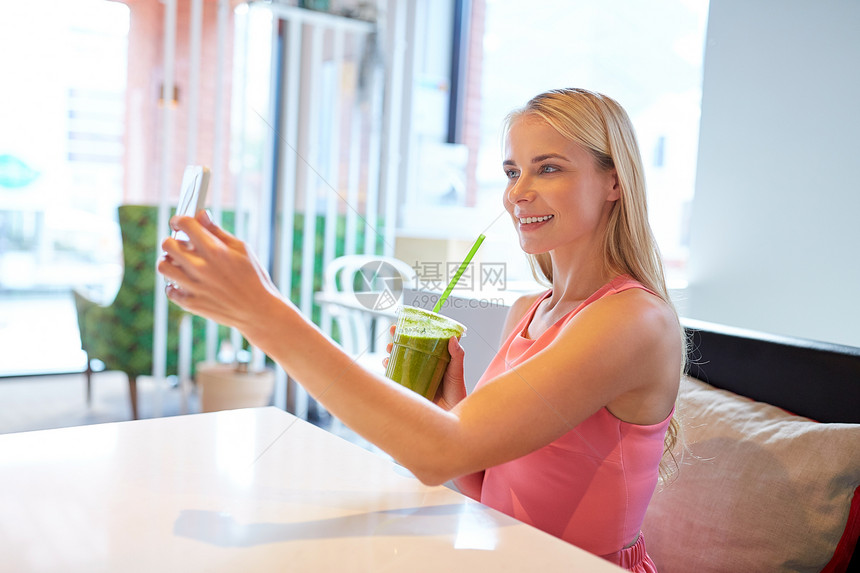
{"left": 128, "top": 374, "right": 139, "bottom": 420}
{"left": 84, "top": 359, "right": 93, "bottom": 405}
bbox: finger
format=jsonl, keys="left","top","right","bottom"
{"left": 196, "top": 209, "right": 243, "bottom": 248}
{"left": 389, "top": 324, "right": 396, "bottom": 336}
{"left": 157, "top": 255, "right": 195, "bottom": 290}
{"left": 164, "top": 283, "right": 205, "bottom": 315}
{"left": 168, "top": 214, "right": 194, "bottom": 235}
{"left": 161, "top": 235, "right": 196, "bottom": 258}
{"left": 448, "top": 335, "right": 464, "bottom": 359}
{"left": 382, "top": 357, "right": 388, "bottom": 368}
{"left": 165, "top": 283, "right": 188, "bottom": 303}
{"left": 169, "top": 214, "right": 221, "bottom": 254}
{"left": 159, "top": 238, "right": 207, "bottom": 285}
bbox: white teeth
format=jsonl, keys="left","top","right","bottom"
{"left": 519, "top": 215, "right": 553, "bottom": 224}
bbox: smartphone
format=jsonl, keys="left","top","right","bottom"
{"left": 172, "top": 165, "right": 210, "bottom": 241}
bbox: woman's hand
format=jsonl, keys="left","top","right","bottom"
{"left": 384, "top": 325, "right": 467, "bottom": 411}
{"left": 434, "top": 336, "right": 467, "bottom": 410}
{"left": 158, "top": 210, "right": 285, "bottom": 331}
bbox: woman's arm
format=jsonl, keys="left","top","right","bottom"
{"left": 160, "top": 212, "right": 680, "bottom": 486}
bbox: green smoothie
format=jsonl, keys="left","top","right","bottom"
{"left": 385, "top": 306, "right": 466, "bottom": 400}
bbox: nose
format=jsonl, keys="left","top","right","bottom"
{"left": 504, "top": 176, "right": 534, "bottom": 208}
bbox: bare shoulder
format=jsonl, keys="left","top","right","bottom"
{"left": 609, "top": 287, "right": 680, "bottom": 337}
{"left": 584, "top": 287, "right": 682, "bottom": 361}
{"left": 580, "top": 287, "right": 682, "bottom": 422}
{"left": 509, "top": 291, "right": 545, "bottom": 317}
{"left": 499, "top": 291, "right": 545, "bottom": 342}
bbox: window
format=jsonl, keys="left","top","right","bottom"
{"left": 0, "top": 0, "right": 129, "bottom": 299}
{"left": 461, "top": 0, "right": 708, "bottom": 287}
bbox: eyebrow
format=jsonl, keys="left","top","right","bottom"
{"left": 502, "top": 153, "right": 570, "bottom": 167}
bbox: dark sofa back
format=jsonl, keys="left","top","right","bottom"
{"left": 682, "top": 318, "right": 860, "bottom": 424}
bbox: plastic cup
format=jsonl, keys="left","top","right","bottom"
{"left": 385, "top": 306, "right": 466, "bottom": 400}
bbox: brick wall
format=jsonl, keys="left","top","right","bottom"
{"left": 120, "top": 0, "right": 235, "bottom": 206}
{"left": 118, "top": 0, "right": 484, "bottom": 212}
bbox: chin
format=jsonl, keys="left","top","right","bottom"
{"left": 519, "top": 243, "right": 550, "bottom": 256}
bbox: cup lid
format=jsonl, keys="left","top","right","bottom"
{"left": 398, "top": 305, "right": 467, "bottom": 336}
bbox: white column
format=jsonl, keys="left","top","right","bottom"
{"left": 275, "top": 16, "right": 303, "bottom": 413}
{"left": 206, "top": 0, "right": 231, "bottom": 363}
{"left": 152, "top": 0, "right": 177, "bottom": 418}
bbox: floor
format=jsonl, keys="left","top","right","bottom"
{"left": 0, "top": 370, "right": 380, "bottom": 460}
{"left": 0, "top": 290, "right": 204, "bottom": 433}
{"left": 0, "top": 371, "right": 193, "bottom": 434}
{"left": 0, "top": 292, "right": 376, "bottom": 454}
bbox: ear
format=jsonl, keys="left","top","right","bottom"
{"left": 606, "top": 168, "right": 621, "bottom": 202}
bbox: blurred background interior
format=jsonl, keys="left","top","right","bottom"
{"left": 1, "top": 0, "right": 858, "bottom": 433}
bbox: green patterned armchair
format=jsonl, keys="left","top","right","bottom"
{"left": 74, "top": 205, "right": 230, "bottom": 419}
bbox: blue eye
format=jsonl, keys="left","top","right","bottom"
{"left": 504, "top": 169, "right": 519, "bottom": 179}
{"left": 540, "top": 165, "right": 559, "bottom": 174}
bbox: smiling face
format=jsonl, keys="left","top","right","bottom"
{"left": 502, "top": 115, "right": 620, "bottom": 261}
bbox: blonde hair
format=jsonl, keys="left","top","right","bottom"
{"left": 505, "top": 88, "right": 684, "bottom": 480}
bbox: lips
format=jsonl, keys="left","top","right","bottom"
{"left": 518, "top": 214, "right": 554, "bottom": 224}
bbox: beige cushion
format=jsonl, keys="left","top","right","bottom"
{"left": 642, "top": 376, "right": 860, "bottom": 573}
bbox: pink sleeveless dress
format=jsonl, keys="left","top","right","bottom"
{"left": 475, "top": 275, "right": 670, "bottom": 572}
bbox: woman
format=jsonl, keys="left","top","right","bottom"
{"left": 159, "top": 88, "right": 684, "bottom": 572}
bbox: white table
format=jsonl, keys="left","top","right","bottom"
{"left": 0, "top": 407, "right": 624, "bottom": 572}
